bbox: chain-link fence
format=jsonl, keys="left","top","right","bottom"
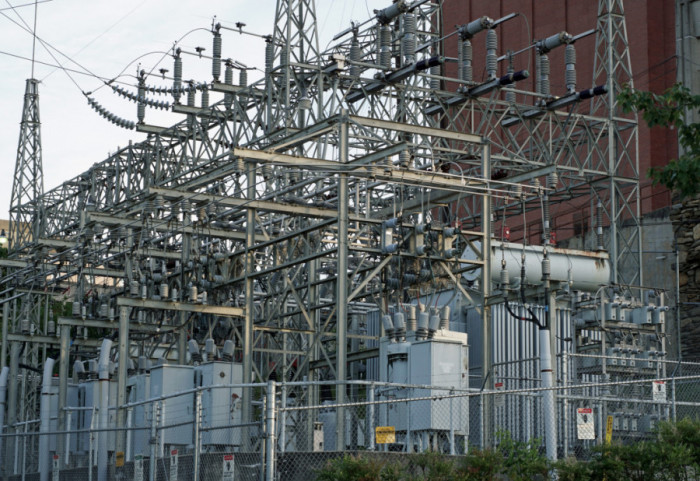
{"left": 2, "top": 354, "right": 700, "bottom": 481}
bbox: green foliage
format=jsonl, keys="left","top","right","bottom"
{"left": 553, "top": 456, "right": 592, "bottom": 481}
{"left": 315, "top": 454, "right": 384, "bottom": 481}
{"left": 312, "top": 422, "right": 700, "bottom": 481}
{"left": 413, "top": 451, "right": 457, "bottom": 481}
{"left": 618, "top": 83, "right": 700, "bottom": 198}
{"left": 458, "top": 447, "right": 503, "bottom": 481}
{"left": 494, "top": 432, "right": 549, "bottom": 481}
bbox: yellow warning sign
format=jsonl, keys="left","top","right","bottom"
{"left": 115, "top": 451, "right": 125, "bottom": 468}
{"left": 605, "top": 415, "right": 613, "bottom": 444}
{"left": 375, "top": 426, "right": 396, "bottom": 444}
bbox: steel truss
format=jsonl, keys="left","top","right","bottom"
{"left": 1, "top": 0, "right": 640, "bottom": 468}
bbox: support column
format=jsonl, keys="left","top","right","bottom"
{"left": 6, "top": 342, "right": 19, "bottom": 477}
{"left": 481, "top": 142, "right": 493, "bottom": 448}
{"left": 336, "top": 113, "right": 349, "bottom": 450}
{"left": 1, "top": 302, "right": 8, "bottom": 371}
{"left": 241, "top": 161, "right": 256, "bottom": 450}
{"left": 116, "top": 306, "right": 129, "bottom": 458}
{"left": 540, "top": 285, "right": 557, "bottom": 460}
{"left": 57, "top": 325, "right": 70, "bottom": 465}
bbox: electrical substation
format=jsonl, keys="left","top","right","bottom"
{"left": 0, "top": 0, "right": 692, "bottom": 480}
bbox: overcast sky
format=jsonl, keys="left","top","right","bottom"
{"left": 0, "top": 0, "right": 389, "bottom": 221}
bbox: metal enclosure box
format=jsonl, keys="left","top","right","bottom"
{"left": 408, "top": 333, "right": 469, "bottom": 433}
{"left": 149, "top": 364, "right": 194, "bottom": 448}
{"left": 127, "top": 373, "right": 151, "bottom": 457}
{"left": 196, "top": 361, "right": 243, "bottom": 447}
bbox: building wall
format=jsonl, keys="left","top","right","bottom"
{"left": 675, "top": 0, "right": 700, "bottom": 361}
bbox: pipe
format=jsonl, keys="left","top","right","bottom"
{"left": 265, "top": 381, "right": 277, "bottom": 481}
{"left": 40, "top": 358, "right": 56, "bottom": 481}
{"left": 98, "top": 339, "right": 113, "bottom": 481}
{"left": 0, "top": 366, "right": 8, "bottom": 474}
{"left": 58, "top": 325, "right": 70, "bottom": 466}
{"left": 540, "top": 255, "right": 557, "bottom": 460}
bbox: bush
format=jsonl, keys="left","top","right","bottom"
{"left": 313, "top": 421, "right": 700, "bottom": 481}
{"left": 315, "top": 454, "right": 384, "bottom": 481}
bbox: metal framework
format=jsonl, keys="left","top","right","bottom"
{"left": 9, "top": 78, "right": 44, "bottom": 252}
{"left": 0, "top": 0, "right": 643, "bottom": 472}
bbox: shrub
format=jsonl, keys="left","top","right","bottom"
{"left": 315, "top": 454, "right": 384, "bottom": 481}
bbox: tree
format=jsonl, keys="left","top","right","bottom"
{"left": 618, "top": 83, "right": 700, "bottom": 198}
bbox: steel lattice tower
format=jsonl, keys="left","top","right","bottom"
{"left": 267, "top": 0, "right": 321, "bottom": 133}
{"left": 0, "top": 0, "right": 667, "bottom": 472}
{"left": 9, "top": 78, "right": 44, "bottom": 254}
{"left": 591, "top": 0, "right": 642, "bottom": 287}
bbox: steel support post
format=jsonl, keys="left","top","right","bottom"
{"left": 178, "top": 312, "right": 187, "bottom": 365}
{"left": 6, "top": 341, "right": 19, "bottom": 478}
{"left": 193, "top": 390, "right": 202, "bottom": 481}
{"left": 116, "top": 306, "right": 129, "bottom": 458}
{"left": 57, "top": 325, "right": 70, "bottom": 465}
{"left": 336, "top": 114, "right": 349, "bottom": 451}
{"left": 241, "top": 161, "right": 256, "bottom": 451}
{"left": 481, "top": 142, "right": 493, "bottom": 448}
{"left": 265, "top": 380, "right": 277, "bottom": 481}
{"left": 1, "top": 302, "right": 8, "bottom": 371}
{"left": 149, "top": 402, "right": 160, "bottom": 481}
{"left": 541, "top": 287, "right": 557, "bottom": 460}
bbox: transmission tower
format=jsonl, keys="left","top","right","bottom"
{"left": 266, "top": 0, "right": 321, "bottom": 134}
{"left": 9, "top": 78, "right": 44, "bottom": 253}
{"left": 591, "top": 0, "right": 642, "bottom": 288}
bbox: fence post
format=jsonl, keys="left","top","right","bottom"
{"left": 149, "top": 401, "right": 160, "bottom": 481}
{"left": 193, "top": 390, "right": 202, "bottom": 481}
{"left": 671, "top": 376, "right": 677, "bottom": 422}
{"left": 449, "top": 394, "right": 455, "bottom": 455}
{"left": 279, "top": 384, "right": 286, "bottom": 454}
{"left": 479, "top": 392, "right": 484, "bottom": 450}
{"left": 368, "top": 383, "right": 375, "bottom": 451}
{"left": 562, "top": 353, "right": 569, "bottom": 457}
{"left": 265, "top": 380, "right": 277, "bottom": 481}
{"left": 89, "top": 407, "right": 96, "bottom": 481}
{"left": 64, "top": 410, "right": 72, "bottom": 466}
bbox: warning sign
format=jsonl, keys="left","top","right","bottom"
{"left": 652, "top": 381, "right": 666, "bottom": 402}
{"left": 170, "top": 449, "right": 179, "bottom": 481}
{"left": 375, "top": 426, "right": 396, "bottom": 444}
{"left": 494, "top": 382, "right": 505, "bottom": 408}
{"left": 115, "top": 451, "right": 125, "bottom": 468}
{"left": 223, "top": 454, "right": 235, "bottom": 481}
{"left": 577, "top": 408, "right": 595, "bottom": 440}
{"left": 52, "top": 455, "right": 59, "bottom": 481}
{"left": 605, "top": 415, "right": 613, "bottom": 444}
{"left": 134, "top": 455, "right": 144, "bottom": 481}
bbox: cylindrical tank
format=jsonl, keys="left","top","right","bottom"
{"left": 461, "top": 240, "right": 610, "bottom": 292}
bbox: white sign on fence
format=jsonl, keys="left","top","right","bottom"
{"left": 170, "top": 449, "right": 179, "bottom": 481}
{"left": 134, "top": 455, "right": 143, "bottom": 481}
{"left": 652, "top": 380, "right": 666, "bottom": 402}
{"left": 577, "top": 407, "right": 595, "bottom": 440}
{"left": 52, "top": 455, "right": 59, "bottom": 481}
{"left": 494, "top": 382, "right": 505, "bottom": 408}
{"left": 223, "top": 454, "right": 235, "bottom": 481}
